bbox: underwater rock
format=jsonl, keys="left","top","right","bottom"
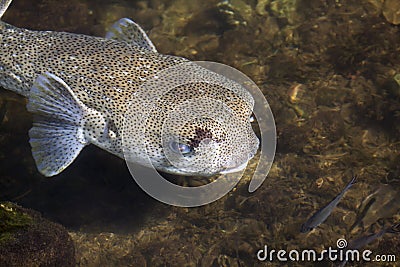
{"left": 0, "top": 202, "right": 75, "bottom": 267}
{"left": 383, "top": 0, "right": 400, "bottom": 25}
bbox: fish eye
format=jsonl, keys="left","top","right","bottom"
{"left": 169, "top": 141, "right": 193, "bottom": 155}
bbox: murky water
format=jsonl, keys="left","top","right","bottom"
{"left": 1, "top": 0, "right": 400, "bottom": 266}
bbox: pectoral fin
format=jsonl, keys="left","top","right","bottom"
{"left": 27, "top": 73, "right": 89, "bottom": 177}
{"left": 106, "top": 18, "right": 157, "bottom": 53}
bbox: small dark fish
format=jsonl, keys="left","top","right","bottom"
{"left": 337, "top": 222, "right": 400, "bottom": 267}
{"left": 301, "top": 176, "right": 357, "bottom": 233}
{"left": 348, "top": 222, "right": 400, "bottom": 250}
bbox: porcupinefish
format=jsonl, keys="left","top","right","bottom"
{"left": 0, "top": 0, "right": 259, "bottom": 177}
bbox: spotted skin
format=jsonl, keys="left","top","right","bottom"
{"left": 0, "top": 1, "right": 259, "bottom": 177}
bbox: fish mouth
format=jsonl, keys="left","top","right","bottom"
{"left": 219, "top": 137, "right": 259, "bottom": 175}
{"left": 219, "top": 161, "right": 248, "bottom": 174}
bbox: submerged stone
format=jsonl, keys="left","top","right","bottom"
{"left": 0, "top": 202, "right": 75, "bottom": 267}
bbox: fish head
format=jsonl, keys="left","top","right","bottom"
{"left": 138, "top": 78, "right": 259, "bottom": 177}
{"left": 155, "top": 82, "right": 259, "bottom": 176}
{"left": 300, "top": 223, "right": 312, "bottom": 233}
{"left": 122, "top": 61, "right": 260, "bottom": 177}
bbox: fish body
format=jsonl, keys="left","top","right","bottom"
{"left": 337, "top": 223, "right": 400, "bottom": 267}
{"left": 348, "top": 229, "right": 386, "bottom": 250}
{"left": 301, "top": 176, "right": 357, "bottom": 233}
{"left": 0, "top": 0, "right": 259, "bottom": 177}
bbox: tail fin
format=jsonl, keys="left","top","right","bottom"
{"left": 0, "top": 0, "right": 13, "bottom": 19}
{"left": 344, "top": 175, "right": 357, "bottom": 191}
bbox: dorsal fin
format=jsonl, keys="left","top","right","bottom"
{"left": 106, "top": 18, "right": 157, "bottom": 53}
{"left": 0, "top": 0, "right": 13, "bottom": 19}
